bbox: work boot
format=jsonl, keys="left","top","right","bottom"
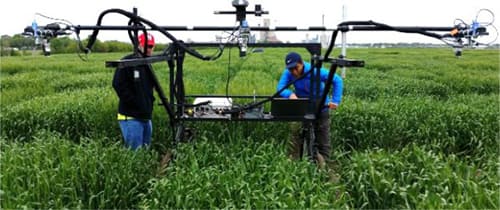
{"left": 328, "top": 168, "right": 340, "bottom": 183}
{"left": 316, "top": 153, "right": 326, "bottom": 169}
{"left": 315, "top": 154, "right": 340, "bottom": 183}
{"left": 326, "top": 159, "right": 340, "bottom": 183}
{"left": 157, "top": 150, "right": 172, "bottom": 176}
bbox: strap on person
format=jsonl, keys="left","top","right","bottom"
{"left": 117, "top": 113, "right": 135, "bottom": 120}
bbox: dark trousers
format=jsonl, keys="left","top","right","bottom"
{"left": 289, "top": 111, "right": 331, "bottom": 160}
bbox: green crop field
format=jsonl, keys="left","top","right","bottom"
{"left": 1, "top": 47, "right": 499, "bottom": 209}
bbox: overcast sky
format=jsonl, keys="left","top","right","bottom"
{"left": 2, "top": 0, "right": 498, "bottom": 44}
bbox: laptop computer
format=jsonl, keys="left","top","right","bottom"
{"left": 271, "top": 98, "right": 311, "bottom": 118}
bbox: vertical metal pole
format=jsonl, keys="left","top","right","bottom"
{"left": 341, "top": 32, "right": 347, "bottom": 78}
{"left": 309, "top": 55, "right": 315, "bottom": 113}
{"left": 166, "top": 46, "right": 177, "bottom": 145}
{"left": 132, "top": 7, "right": 140, "bottom": 56}
{"left": 341, "top": 4, "right": 347, "bottom": 78}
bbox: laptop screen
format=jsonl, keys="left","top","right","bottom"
{"left": 271, "top": 98, "right": 311, "bottom": 117}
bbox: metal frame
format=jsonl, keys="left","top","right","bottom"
{"left": 22, "top": 1, "right": 491, "bottom": 161}
{"left": 101, "top": 33, "right": 363, "bottom": 161}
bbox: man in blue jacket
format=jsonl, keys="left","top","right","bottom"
{"left": 277, "top": 52, "right": 343, "bottom": 165}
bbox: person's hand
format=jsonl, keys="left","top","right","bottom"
{"left": 328, "top": 102, "right": 338, "bottom": 109}
{"left": 289, "top": 93, "right": 298, "bottom": 99}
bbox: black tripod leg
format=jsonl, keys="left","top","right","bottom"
{"left": 298, "top": 128, "right": 304, "bottom": 159}
{"left": 303, "top": 122, "right": 318, "bottom": 163}
{"left": 174, "top": 123, "right": 185, "bottom": 144}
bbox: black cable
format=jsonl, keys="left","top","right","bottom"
{"left": 226, "top": 46, "right": 232, "bottom": 99}
{"left": 33, "top": 17, "right": 89, "bottom": 61}
{"left": 474, "top": 9, "right": 498, "bottom": 45}
{"left": 224, "top": 46, "right": 251, "bottom": 108}
{"left": 476, "top": 9, "right": 495, "bottom": 26}
{"left": 222, "top": 69, "right": 313, "bottom": 115}
{"left": 35, "top": 13, "right": 73, "bottom": 26}
{"left": 222, "top": 24, "right": 242, "bottom": 104}
{"left": 338, "top": 20, "right": 468, "bottom": 48}
{"left": 74, "top": 31, "right": 88, "bottom": 61}
{"left": 83, "top": 8, "right": 221, "bottom": 61}
{"left": 371, "top": 20, "right": 443, "bottom": 39}
{"left": 323, "top": 30, "right": 339, "bottom": 61}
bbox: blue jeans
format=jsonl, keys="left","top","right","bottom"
{"left": 118, "top": 119, "right": 152, "bottom": 150}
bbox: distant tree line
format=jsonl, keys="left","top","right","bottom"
{"left": 0, "top": 34, "right": 168, "bottom": 56}
{"left": 3, "top": 34, "right": 497, "bottom": 57}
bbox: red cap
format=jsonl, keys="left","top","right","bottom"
{"left": 138, "top": 33, "right": 155, "bottom": 47}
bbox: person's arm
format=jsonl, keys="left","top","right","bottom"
{"left": 320, "top": 68, "right": 343, "bottom": 109}
{"left": 276, "top": 69, "right": 294, "bottom": 98}
{"left": 330, "top": 74, "right": 343, "bottom": 106}
{"left": 112, "top": 67, "right": 136, "bottom": 104}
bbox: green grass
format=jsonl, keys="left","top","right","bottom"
{"left": 1, "top": 131, "right": 160, "bottom": 209}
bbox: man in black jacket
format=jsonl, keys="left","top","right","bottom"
{"left": 112, "top": 33, "right": 156, "bottom": 150}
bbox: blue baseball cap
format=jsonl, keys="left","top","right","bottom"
{"left": 285, "top": 52, "right": 302, "bottom": 69}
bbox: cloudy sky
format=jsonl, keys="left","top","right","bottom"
{"left": 2, "top": 0, "right": 498, "bottom": 44}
